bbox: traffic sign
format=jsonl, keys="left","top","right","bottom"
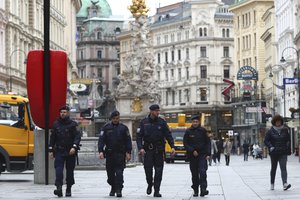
{"left": 246, "top": 107, "right": 268, "bottom": 113}
{"left": 284, "top": 78, "right": 300, "bottom": 85}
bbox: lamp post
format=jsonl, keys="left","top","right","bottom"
{"left": 280, "top": 46, "right": 300, "bottom": 160}
{"left": 261, "top": 77, "right": 274, "bottom": 115}
{"left": 9, "top": 49, "right": 27, "bottom": 92}
{"left": 268, "top": 64, "right": 286, "bottom": 118}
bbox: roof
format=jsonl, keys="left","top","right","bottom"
{"left": 76, "top": 0, "right": 112, "bottom": 18}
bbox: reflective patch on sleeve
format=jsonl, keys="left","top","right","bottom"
{"left": 100, "top": 131, "right": 104, "bottom": 136}
{"left": 137, "top": 128, "right": 140, "bottom": 133}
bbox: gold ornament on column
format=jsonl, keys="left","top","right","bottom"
{"left": 132, "top": 97, "right": 143, "bottom": 112}
{"left": 128, "top": 0, "right": 150, "bottom": 18}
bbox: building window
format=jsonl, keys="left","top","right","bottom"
{"left": 223, "top": 46, "right": 229, "bottom": 57}
{"left": 200, "top": 47, "right": 207, "bottom": 57}
{"left": 171, "top": 33, "right": 175, "bottom": 42}
{"left": 200, "top": 88, "right": 207, "bottom": 101}
{"left": 165, "top": 52, "right": 168, "bottom": 63}
{"left": 200, "top": 65, "right": 207, "bottom": 78}
{"left": 171, "top": 50, "right": 175, "bottom": 61}
{"left": 157, "top": 36, "right": 161, "bottom": 45}
{"left": 222, "top": 29, "right": 225, "bottom": 37}
{"left": 178, "top": 49, "right": 181, "bottom": 60}
{"left": 97, "top": 50, "right": 102, "bottom": 59}
{"left": 185, "top": 89, "right": 190, "bottom": 102}
{"left": 224, "top": 65, "right": 230, "bottom": 78}
{"left": 97, "top": 32, "right": 102, "bottom": 40}
{"left": 165, "top": 91, "right": 169, "bottom": 106}
{"left": 186, "top": 48, "right": 189, "bottom": 59}
{"left": 177, "top": 32, "right": 181, "bottom": 41}
{"left": 157, "top": 71, "right": 160, "bottom": 80}
{"left": 171, "top": 69, "right": 174, "bottom": 78}
{"left": 186, "top": 67, "right": 189, "bottom": 79}
{"left": 157, "top": 53, "right": 161, "bottom": 63}
{"left": 179, "top": 90, "right": 182, "bottom": 103}
{"left": 199, "top": 28, "right": 203, "bottom": 37}
{"left": 164, "top": 35, "right": 168, "bottom": 44}
{"left": 172, "top": 91, "right": 175, "bottom": 105}
{"left": 204, "top": 27, "right": 207, "bottom": 36}
{"left": 226, "top": 29, "right": 230, "bottom": 37}
{"left": 165, "top": 70, "right": 168, "bottom": 81}
{"left": 178, "top": 68, "right": 182, "bottom": 80}
{"left": 97, "top": 68, "right": 102, "bottom": 78}
{"left": 185, "top": 30, "right": 189, "bottom": 40}
{"left": 80, "top": 50, "right": 84, "bottom": 60}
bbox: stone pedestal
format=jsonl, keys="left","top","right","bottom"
{"left": 34, "top": 128, "right": 55, "bottom": 184}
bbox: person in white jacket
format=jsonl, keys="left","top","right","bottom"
{"left": 208, "top": 134, "right": 218, "bottom": 166}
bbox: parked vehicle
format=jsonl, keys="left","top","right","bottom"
{"left": 165, "top": 114, "right": 191, "bottom": 163}
{"left": 0, "top": 95, "right": 34, "bottom": 174}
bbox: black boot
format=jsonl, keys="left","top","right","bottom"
{"left": 146, "top": 183, "right": 152, "bottom": 195}
{"left": 109, "top": 187, "right": 115, "bottom": 196}
{"left": 116, "top": 189, "right": 122, "bottom": 198}
{"left": 153, "top": 189, "right": 162, "bottom": 198}
{"left": 200, "top": 189, "right": 209, "bottom": 197}
{"left": 65, "top": 185, "right": 72, "bottom": 197}
{"left": 193, "top": 188, "right": 199, "bottom": 197}
{"left": 54, "top": 185, "right": 63, "bottom": 197}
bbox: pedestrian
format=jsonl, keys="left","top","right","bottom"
{"left": 242, "top": 141, "right": 249, "bottom": 161}
{"left": 208, "top": 134, "right": 218, "bottom": 166}
{"left": 215, "top": 138, "right": 223, "bottom": 164}
{"left": 264, "top": 114, "right": 291, "bottom": 191}
{"left": 49, "top": 105, "right": 81, "bottom": 197}
{"left": 183, "top": 115, "right": 210, "bottom": 197}
{"left": 137, "top": 104, "right": 175, "bottom": 197}
{"left": 98, "top": 110, "right": 132, "bottom": 197}
{"left": 223, "top": 137, "right": 232, "bottom": 166}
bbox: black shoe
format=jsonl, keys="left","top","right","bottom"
{"left": 193, "top": 190, "right": 199, "bottom": 197}
{"left": 65, "top": 186, "right": 72, "bottom": 197}
{"left": 54, "top": 185, "right": 63, "bottom": 197}
{"left": 154, "top": 192, "right": 162, "bottom": 197}
{"left": 109, "top": 187, "right": 115, "bottom": 196}
{"left": 200, "top": 189, "right": 209, "bottom": 197}
{"left": 116, "top": 189, "right": 122, "bottom": 198}
{"left": 146, "top": 184, "right": 152, "bottom": 195}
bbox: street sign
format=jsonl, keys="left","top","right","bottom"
{"left": 246, "top": 107, "right": 268, "bottom": 113}
{"left": 228, "top": 130, "right": 233, "bottom": 136}
{"left": 284, "top": 78, "right": 300, "bottom": 85}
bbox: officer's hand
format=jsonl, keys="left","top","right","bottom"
{"left": 193, "top": 150, "right": 198, "bottom": 157}
{"left": 99, "top": 152, "right": 105, "bottom": 159}
{"left": 126, "top": 153, "right": 131, "bottom": 162}
{"left": 205, "top": 156, "right": 210, "bottom": 160}
{"left": 171, "top": 148, "right": 176, "bottom": 156}
{"left": 69, "top": 148, "right": 76, "bottom": 155}
{"left": 139, "top": 149, "right": 145, "bottom": 156}
{"left": 49, "top": 152, "right": 54, "bottom": 159}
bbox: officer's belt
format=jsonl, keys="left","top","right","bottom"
{"left": 144, "top": 142, "right": 163, "bottom": 151}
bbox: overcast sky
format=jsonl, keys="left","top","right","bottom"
{"left": 107, "top": 0, "right": 182, "bottom": 18}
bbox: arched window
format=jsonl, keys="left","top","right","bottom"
{"left": 204, "top": 28, "right": 207, "bottom": 36}
{"left": 97, "top": 32, "right": 102, "bottom": 40}
{"left": 222, "top": 29, "right": 225, "bottom": 37}
{"left": 226, "top": 29, "right": 230, "bottom": 37}
{"left": 199, "top": 28, "right": 203, "bottom": 37}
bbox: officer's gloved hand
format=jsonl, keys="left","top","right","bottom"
{"left": 171, "top": 148, "right": 175, "bottom": 156}
{"left": 139, "top": 149, "right": 145, "bottom": 156}
{"left": 49, "top": 152, "right": 54, "bottom": 159}
{"left": 69, "top": 148, "right": 76, "bottom": 155}
{"left": 126, "top": 153, "right": 131, "bottom": 161}
{"left": 99, "top": 152, "right": 105, "bottom": 159}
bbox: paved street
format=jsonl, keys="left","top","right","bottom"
{"left": 1, "top": 155, "right": 300, "bottom": 200}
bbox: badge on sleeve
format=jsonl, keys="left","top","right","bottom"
{"left": 137, "top": 128, "right": 140, "bottom": 133}
{"left": 100, "top": 131, "right": 104, "bottom": 136}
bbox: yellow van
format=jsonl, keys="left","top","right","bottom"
{"left": 0, "top": 95, "right": 34, "bottom": 174}
{"left": 165, "top": 114, "right": 191, "bottom": 163}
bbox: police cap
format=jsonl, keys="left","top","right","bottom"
{"left": 110, "top": 110, "right": 120, "bottom": 118}
{"left": 191, "top": 115, "right": 200, "bottom": 121}
{"left": 149, "top": 104, "right": 160, "bottom": 111}
{"left": 59, "top": 105, "right": 70, "bottom": 112}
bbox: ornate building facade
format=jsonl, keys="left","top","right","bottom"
{"left": 75, "top": 0, "right": 124, "bottom": 136}
{"left": 2, "top": 0, "right": 81, "bottom": 96}
{"left": 0, "top": 1, "right": 7, "bottom": 93}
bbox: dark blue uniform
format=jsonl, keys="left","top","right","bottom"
{"left": 98, "top": 122, "right": 132, "bottom": 192}
{"left": 49, "top": 117, "right": 81, "bottom": 187}
{"left": 137, "top": 115, "right": 174, "bottom": 195}
{"left": 183, "top": 126, "right": 210, "bottom": 196}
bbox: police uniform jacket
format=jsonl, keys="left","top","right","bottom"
{"left": 137, "top": 115, "right": 175, "bottom": 151}
{"left": 183, "top": 126, "right": 210, "bottom": 157}
{"left": 49, "top": 117, "right": 81, "bottom": 155}
{"left": 264, "top": 126, "right": 291, "bottom": 155}
{"left": 98, "top": 122, "right": 132, "bottom": 154}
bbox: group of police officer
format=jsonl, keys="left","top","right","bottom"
{"left": 49, "top": 104, "right": 211, "bottom": 198}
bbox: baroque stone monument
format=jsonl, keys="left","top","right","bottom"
{"left": 114, "top": 0, "right": 160, "bottom": 160}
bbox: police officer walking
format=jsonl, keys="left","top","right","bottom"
{"left": 183, "top": 115, "right": 210, "bottom": 197}
{"left": 98, "top": 111, "right": 132, "bottom": 198}
{"left": 49, "top": 105, "right": 81, "bottom": 197}
{"left": 137, "top": 104, "right": 175, "bottom": 198}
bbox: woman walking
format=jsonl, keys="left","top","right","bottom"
{"left": 223, "top": 138, "right": 232, "bottom": 166}
{"left": 264, "top": 115, "right": 291, "bottom": 191}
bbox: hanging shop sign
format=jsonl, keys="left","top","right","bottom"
{"left": 237, "top": 66, "right": 258, "bottom": 80}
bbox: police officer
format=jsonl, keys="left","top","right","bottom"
{"left": 183, "top": 115, "right": 210, "bottom": 197}
{"left": 98, "top": 110, "right": 132, "bottom": 198}
{"left": 49, "top": 105, "right": 81, "bottom": 197}
{"left": 137, "top": 104, "right": 175, "bottom": 197}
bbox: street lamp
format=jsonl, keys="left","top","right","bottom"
{"left": 9, "top": 49, "right": 27, "bottom": 93}
{"left": 268, "top": 64, "right": 286, "bottom": 118}
{"left": 280, "top": 46, "right": 300, "bottom": 159}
